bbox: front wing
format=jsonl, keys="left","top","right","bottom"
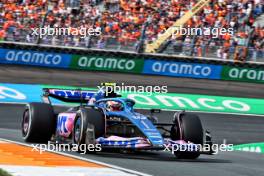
{"left": 96, "top": 136, "right": 212, "bottom": 154}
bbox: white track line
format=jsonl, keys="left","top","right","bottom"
{"left": 0, "top": 138, "right": 152, "bottom": 176}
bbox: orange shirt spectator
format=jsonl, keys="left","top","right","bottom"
{"left": 0, "top": 30, "right": 6, "bottom": 40}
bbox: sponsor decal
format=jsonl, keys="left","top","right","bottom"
{"left": 70, "top": 55, "right": 144, "bottom": 73}
{"left": 0, "top": 49, "right": 71, "bottom": 68}
{"left": 222, "top": 66, "right": 264, "bottom": 83}
{"left": 49, "top": 89, "right": 96, "bottom": 100}
{"left": 132, "top": 114, "right": 147, "bottom": 120}
{"left": 143, "top": 59, "right": 222, "bottom": 79}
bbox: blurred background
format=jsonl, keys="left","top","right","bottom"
{"left": 0, "top": 0, "right": 263, "bottom": 61}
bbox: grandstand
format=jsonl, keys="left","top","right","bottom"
{"left": 0, "top": 0, "right": 263, "bottom": 61}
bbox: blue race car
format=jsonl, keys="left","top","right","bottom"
{"left": 22, "top": 85, "right": 213, "bottom": 159}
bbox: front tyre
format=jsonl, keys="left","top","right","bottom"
{"left": 72, "top": 107, "right": 105, "bottom": 153}
{"left": 171, "top": 113, "right": 203, "bottom": 159}
{"left": 22, "top": 103, "right": 55, "bottom": 143}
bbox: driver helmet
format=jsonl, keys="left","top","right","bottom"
{"left": 106, "top": 101, "right": 123, "bottom": 111}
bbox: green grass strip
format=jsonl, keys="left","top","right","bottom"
{"left": 0, "top": 169, "right": 13, "bottom": 176}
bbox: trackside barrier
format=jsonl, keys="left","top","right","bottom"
{"left": 1, "top": 42, "right": 264, "bottom": 83}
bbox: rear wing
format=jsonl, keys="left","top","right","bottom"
{"left": 42, "top": 88, "right": 97, "bottom": 104}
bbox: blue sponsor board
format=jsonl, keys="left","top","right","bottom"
{"left": 0, "top": 48, "right": 71, "bottom": 68}
{"left": 143, "top": 59, "right": 222, "bottom": 79}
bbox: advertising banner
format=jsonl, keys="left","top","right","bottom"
{"left": 1, "top": 83, "right": 264, "bottom": 115}
{"left": 2, "top": 47, "right": 264, "bottom": 84}
{"left": 0, "top": 49, "right": 71, "bottom": 68}
{"left": 221, "top": 66, "right": 264, "bottom": 83}
{"left": 143, "top": 59, "right": 222, "bottom": 79}
{"left": 123, "top": 92, "right": 264, "bottom": 115}
{"left": 70, "top": 55, "right": 144, "bottom": 73}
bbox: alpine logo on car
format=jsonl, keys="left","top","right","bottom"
{"left": 57, "top": 113, "right": 76, "bottom": 137}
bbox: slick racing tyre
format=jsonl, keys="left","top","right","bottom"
{"left": 22, "top": 102, "right": 55, "bottom": 143}
{"left": 72, "top": 107, "right": 105, "bottom": 152}
{"left": 171, "top": 113, "right": 203, "bottom": 159}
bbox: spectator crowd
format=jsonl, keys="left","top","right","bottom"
{"left": 0, "top": 0, "right": 263, "bottom": 61}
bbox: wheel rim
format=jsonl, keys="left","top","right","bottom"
{"left": 22, "top": 110, "right": 30, "bottom": 136}
{"left": 74, "top": 117, "right": 81, "bottom": 143}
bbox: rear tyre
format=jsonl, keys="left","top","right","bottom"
{"left": 22, "top": 103, "right": 55, "bottom": 143}
{"left": 72, "top": 107, "right": 105, "bottom": 153}
{"left": 171, "top": 113, "right": 203, "bottom": 159}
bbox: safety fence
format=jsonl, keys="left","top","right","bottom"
{"left": 1, "top": 42, "right": 264, "bottom": 84}
{"left": 3, "top": 34, "right": 264, "bottom": 62}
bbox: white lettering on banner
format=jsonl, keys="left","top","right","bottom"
{"left": 0, "top": 86, "right": 26, "bottom": 100}
{"left": 222, "top": 100, "right": 250, "bottom": 111}
{"left": 201, "top": 67, "right": 211, "bottom": 76}
{"left": 153, "top": 62, "right": 162, "bottom": 72}
{"left": 193, "top": 66, "right": 201, "bottom": 75}
{"left": 127, "top": 94, "right": 158, "bottom": 106}
{"left": 247, "top": 70, "right": 257, "bottom": 79}
{"left": 124, "top": 60, "right": 135, "bottom": 70}
{"left": 179, "top": 65, "right": 192, "bottom": 74}
{"left": 127, "top": 94, "right": 251, "bottom": 112}
{"left": 229, "top": 68, "right": 264, "bottom": 81}
{"left": 152, "top": 62, "right": 211, "bottom": 76}
{"left": 5, "top": 51, "right": 62, "bottom": 65}
{"left": 117, "top": 60, "right": 125, "bottom": 69}
{"left": 155, "top": 95, "right": 199, "bottom": 108}
{"left": 229, "top": 68, "right": 239, "bottom": 78}
{"left": 78, "top": 57, "right": 135, "bottom": 70}
{"left": 197, "top": 98, "right": 224, "bottom": 110}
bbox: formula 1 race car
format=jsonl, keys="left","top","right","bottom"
{"left": 22, "top": 84, "right": 214, "bottom": 159}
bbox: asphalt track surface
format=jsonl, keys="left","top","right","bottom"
{"left": 1, "top": 65, "right": 264, "bottom": 98}
{"left": 0, "top": 66, "right": 264, "bottom": 176}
